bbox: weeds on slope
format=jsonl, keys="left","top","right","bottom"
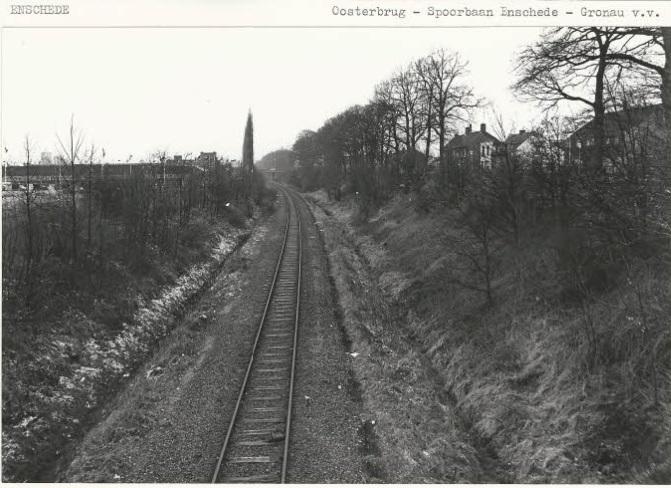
{"left": 337, "top": 190, "right": 670, "bottom": 483}
{"left": 1, "top": 216, "right": 252, "bottom": 482}
{"left": 307, "top": 192, "right": 510, "bottom": 483}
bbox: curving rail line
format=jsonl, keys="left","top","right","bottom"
{"left": 212, "top": 187, "right": 303, "bottom": 484}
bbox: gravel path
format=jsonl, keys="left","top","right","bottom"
{"left": 288, "top": 191, "right": 368, "bottom": 483}
{"left": 60, "top": 195, "right": 367, "bottom": 483}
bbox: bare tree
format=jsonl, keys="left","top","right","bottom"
{"left": 445, "top": 190, "right": 501, "bottom": 303}
{"left": 488, "top": 116, "right": 527, "bottom": 246}
{"left": 374, "top": 80, "right": 403, "bottom": 151}
{"left": 513, "top": 28, "right": 637, "bottom": 169}
{"left": 527, "top": 114, "right": 578, "bottom": 224}
{"left": 57, "top": 115, "right": 85, "bottom": 264}
{"left": 414, "top": 57, "right": 434, "bottom": 167}
{"left": 22, "top": 136, "right": 36, "bottom": 293}
{"left": 86, "top": 144, "right": 97, "bottom": 251}
{"left": 417, "top": 49, "right": 482, "bottom": 186}
{"left": 597, "top": 27, "right": 671, "bottom": 170}
{"left": 392, "top": 67, "right": 424, "bottom": 151}
{"left": 372, "top": 80, "right": 403, "bottom": 179}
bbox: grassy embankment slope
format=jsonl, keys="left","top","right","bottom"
{"left": 309, "top": 189, "right": 670, "bottom": 483}
{"left": 1, "top": 195, "right": 273, "bottom": 482}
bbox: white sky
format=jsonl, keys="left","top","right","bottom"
{"left": 1, "top": 27, "right": 545, "bottom": 164}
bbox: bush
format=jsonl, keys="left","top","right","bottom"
{"left": 224, "top": 205, "right": 247, "bottom": 229}
{"left": 416, "top": 179, "right": 445, "bottom": 214}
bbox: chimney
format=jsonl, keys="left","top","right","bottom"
{"left": 465, "top": 125, "right": 472, "bottom": 134}
{"left": 480, "top": 123, "right": 486, "bottom": 133}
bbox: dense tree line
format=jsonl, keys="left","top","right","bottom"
{"left": 288, "top": 30, "right": 670, "bottom": 411}
{"left": 256, "top": 149, "right": 293, "bottom": 173}
{"left": 1, "top": 113, "right": 272, "bottom": 483}
{"left": 290, "top": 29, "right": 669, "bottom": 275}
{"left": 291, "top": 48, "right": 482, "bottom": 207}
{"left": 2, "top": 117, "right": 265, "bottom": 313}
{"left": 292, "top": 29, "right": 669, "bottom": 197}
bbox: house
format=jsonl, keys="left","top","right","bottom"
{"left": 501, "top": 129, "right": 550, "bottom": 169}
{"left": 446, "top": 123, "right": 501, "bottom": 170}
{"left": 505, "top": 130, "right": 537, "bottom": 156}
{"left": 566, "top": 103, "right": 665, "bottom": 167}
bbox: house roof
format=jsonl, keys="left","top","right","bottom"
{"left": 505, "top": 131, "right": 534, "bottom": 149}
{"left": 574, "top": 103, "right": 664, "bottom": 138}
{"left": 395, "top": 147, "right": 426, "bottom": 161}
{"left": 446, "top": 130, "right": 500, "bottom": 150}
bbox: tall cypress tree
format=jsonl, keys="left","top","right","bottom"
{"left": 243, "top": 111, "right": 254, "bottom": 169}
{"left": 242, "top": 111, "right": 254, "bottom": 204}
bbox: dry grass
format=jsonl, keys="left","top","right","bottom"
{"left": 310, "top": 189, "right": 671, "bottom": 483}
{"left": 62, "top": 309, "right": 214, "bottom": 482}
{"left": 307, "top": 192, "right": 508, "bottom": 483}
{"left": 1, "top": 217, "right": 252, "bottom": 482}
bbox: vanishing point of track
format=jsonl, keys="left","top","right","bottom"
{"left": 212, "top": 186, "right": 303, "bottom": 484}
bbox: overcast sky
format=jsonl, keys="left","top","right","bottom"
{"left": 2, "top": 27, "right": 545, "bottom": 164}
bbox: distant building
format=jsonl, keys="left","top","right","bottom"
{"left": 197, "top": 151, "right": 218, "bottom": 168}
{"left": 166, "top": 152, "right": 234, "bottom": 169}
{"left": 446, "top": 123, "right": 501, "bottom": 170}
{"left": 566, "top": 103, "right": 665, "bottom": 168}
{"left": 2, "top": 163, "right": 197, "bottom": 190}
{"left": 166, "top": 154, "right": 199, "bottom": 167}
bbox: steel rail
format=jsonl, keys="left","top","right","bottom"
{"left": 281, "top": 190, "right": 302, "bottom": 483}
{"left": 211, "top": 190, "right": 290, "bottom": 483}
{"left": 211, "top": 186, "right": 303, "bottom": 483}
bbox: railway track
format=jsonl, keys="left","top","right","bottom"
{"left": 212, "top": 187, "right": 303, "bottom": 484}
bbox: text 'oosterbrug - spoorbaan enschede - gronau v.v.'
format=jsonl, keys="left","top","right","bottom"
{"left": 331, "top": 5, "right": 662, "bottom": 19}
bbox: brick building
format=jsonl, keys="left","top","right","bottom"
{"left": 446, "top": 123, "right": 501, "bottom": 170}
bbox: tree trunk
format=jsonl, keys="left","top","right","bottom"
{"left": 592, "top": 53, "right": 607, "bottom": 170}
{"left": 69, "top": 125, "right": 78, "bottom": 264}
{"left": 24, "top": 147, "right": 33, "bottom": 302}
{"left": 424, "top": 103, "right": 432, "bottom": 166}
{"left": 87, "top": 156, "right": 93, "bottom": 250}
{"left": 662, "top": 28, "right": 671, "bottom": 175}
{"left": 71, "top": 170, "right": 77, "bottom": 263}
{"left": 98, "top": 191, "right": 104, "bottom": 276}
{"left": 438, "top": 114, "right": 447, "bottom": 186}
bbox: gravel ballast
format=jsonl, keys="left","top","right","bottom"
{"left": 60, "top": 194, "right": 368, "bottom": 482}
{"left": 287, "top": 191, "right": 368, "bottom": 483}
